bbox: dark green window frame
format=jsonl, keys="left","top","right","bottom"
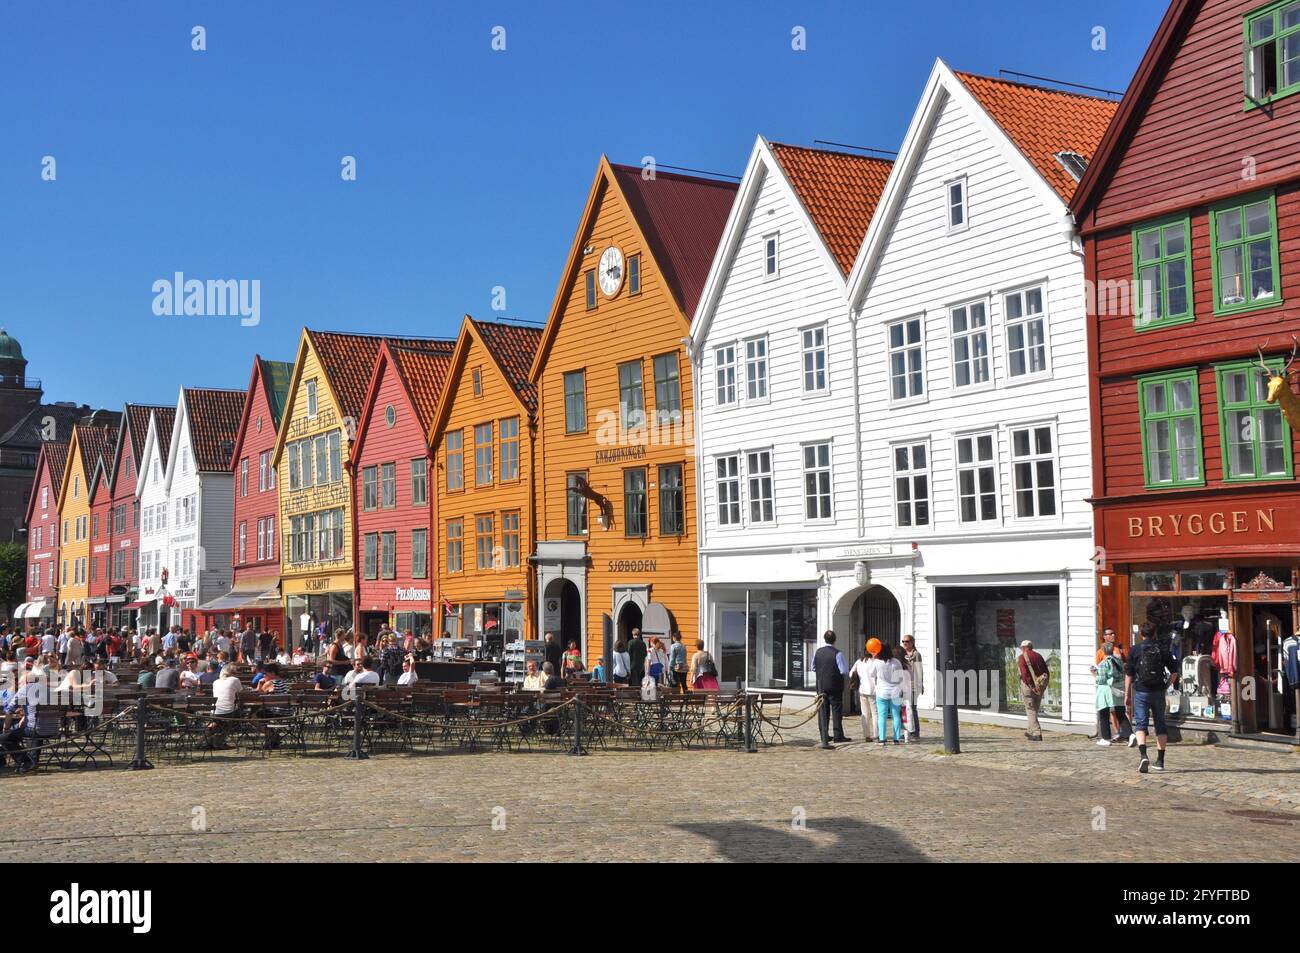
{"left": 1209, "top": 192, "right": 1281, "bottom": 316}
{"left": 1132, "top": 215, "right": 1193, "bottom": 330}
{"left": 1138, "top": 369, "right": 1204, "bottom": 489}
{"left": 1244, "top": 0, "right": 1300, "bottom": 108}
{"left": 1215, "top": 359, "right": 1293, "bottom": 482}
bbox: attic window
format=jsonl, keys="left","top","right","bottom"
{"left": 946, "top": 177, "right": 968, "bottom": 232}
{"left": 385, "top": 404, "right": 397, "bottom": 428}
{"left": 1245, "top": 1, "right": 1300, "bottom": 106}
{"left": 472, "top": 368, "right": 482, "bottom": 396}
{"left": 306, "top": 379, "right": 319, "bottom": 418}
{"left": 628, "top": 254, "right": 641, "bottom": 295}
{"left": 763, "top": 233, "right": 779, "bottom": 278}
{"left": 1053, "top": 150, "right": 1089, "bottom": 182}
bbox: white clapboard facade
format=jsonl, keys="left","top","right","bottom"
{"left": 841, "top": 61, "right": 1116, "bottom": 725}
{"left": 135, "top": 407, "right": 174, "bottom": 632}
{"left": 689, "top": 137, "right": 893, "bottom": 693}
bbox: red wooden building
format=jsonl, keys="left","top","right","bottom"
{"left": 1072, "top": 0, "right": 1300, "bottom": 736}
{"left": 17, "top": 441, "right": 67, "bottom": 628}
{"left": 195, "top": 358, "right": 292, "bottom": 640}
{"left": 87, "top": 451, "right": 115, "bottom": 629}
{"left": 350, "top": 341, "right": 453, "bottom": 639}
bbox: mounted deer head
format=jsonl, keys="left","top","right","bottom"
{"left": 1256, "top": 336, "right": 1300, "bottom": 431}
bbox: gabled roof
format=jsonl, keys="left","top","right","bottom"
{"left": 0, "top": 403, "right": 93, "bottom": 450}
{"left": 58, "top": 421, "right": 118, "bottom": 509}
{"left": 1068, "top": 0, "right": 1198, "bottom": 225}
{"left": 954, "top": 71, "right": 1118, "bottom": 204}
{"left": 532, "top": 156, "right": 738, "bottom": 381}
{"left": 849, "top": 60, "right": 1117, "bottom": 309}
{"left": 351, "top": 341, "right": 455, "bottom": 464}
{"left": 305, "top": 330, "right": 455, "bottom": 425}
{"left": 768, "top": 142, "right": 894, "bottom": 274}
{"left": 470, "top": 318, "right": 543, "bottom": 414}
{"left": 23, "top": 440, "right": 68, "bottom": 528}
{"left": 123, "top": 404, "right": 171, "bottom": 471}
{"left": 153, "top": 405, "right": 177, "bottom": 464}
{"left": 180, "top": 387, "right": 246, "bottom": 472}
{"left": 229, "top": 357, "right": 294, "bottom": 469}
{"left": 430, "top": 317, "right": 544, "bottom": 445}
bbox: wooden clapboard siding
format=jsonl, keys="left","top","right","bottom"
{"left": 535, "top": 165, "right": 709, "bottom": 660}
{"left": 435, "top": 327, "right": 534, "bottom": 623}
{"left": 87, "top": 462, "right": 114, "bottom": 604}
{"left": 56, "top": 426, "right": 96, "bottom": 623}
{"left": 1083, "top": 0, "right": 1300, "bottom": 233}
{"left": 23, "top": 441, "right": 65, "bottom": 605}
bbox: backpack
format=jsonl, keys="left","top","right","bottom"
{"left": 1135, "top": 642, "right": 1166, "bottom": 686}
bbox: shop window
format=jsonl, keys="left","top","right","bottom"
{"left": 1139, "top": 369, "right": 1203, "bottom": 488}
{"left": 1216, "top": 359, "right": 1292, "bottom": 481}
{"left": 1133, "top": 216, "right": 1193, "bottom": 329}
{"left": 1210, "top": 194, "right": 1279, "bottom": 314}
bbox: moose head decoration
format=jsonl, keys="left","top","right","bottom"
{"left": 1256, "top": 336, "right": 1300, "bottom": 431}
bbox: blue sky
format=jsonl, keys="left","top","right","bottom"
{"left": 1, "top": 0, "right": 1165, "bottom": 409}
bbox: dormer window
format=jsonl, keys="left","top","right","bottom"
{"left": 946, "top": 176, "right": 968, "bottom": 232}
{"left": 763, "top": 233, "right": 779, "bottom": 278}
{"left": 1053, "top": 151, "right": 1088, "bottom": 182}
{"left": 1245, "top": 1, "right": 1300, "bottom": 106}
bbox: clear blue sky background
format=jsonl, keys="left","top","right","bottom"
{"left": 1, "top": 0, "right": 1166, "bottom": 409}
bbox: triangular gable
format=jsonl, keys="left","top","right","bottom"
{"left": 135, "top": 407, "right": 173, "bottom": 501}
{"left": 229, "top": 357, "right": 294, "bottom": 469}
{"left": 849, "top": 59, "right": 1112, "bottom": 309}
{"left": 1070, "top": 0, "right": 1198, "bottom": 227}
{"left": 692, "top": 136, "right": 892, "bottom": 344}
{"left": 23, "top": 440, "right": 68, "bottom": 529}
{"left": 350, "top": 340, "right": 453, "bottom": 464}
{"left": 530, "top": 155, "right": 737, "bottom": 382}
{"left": 429, "top": 316, "right": 542, "bottom": 446}
{"left": 56, "top": 425, "right": 88, "bottom": 512}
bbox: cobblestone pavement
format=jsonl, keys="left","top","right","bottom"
{"left": 2, "top": 708, "right": 1297, "bottom": 862}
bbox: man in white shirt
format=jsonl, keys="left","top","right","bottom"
{"left": 40, "top": 631, "right": 55, "bottom": 655}
{"left": 342, "top": 658, "right": 379, "bottom": 689}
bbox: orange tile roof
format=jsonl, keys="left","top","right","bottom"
{"left": 42, "top": 441, "right": 69, "bottom": 496}
{"left": 387, "top": 346, "right": 454, "bottom": 433}
{"left": 768, "top": 143, "right": 894, "bottom": 275}
{"left": 124, "top": 403, "right": 171, "bottom": 469}
{"left": 153, "top": 406, "right": 177, "bottom": 463}
{"left": 306, "top": 330, "right": 455, "bottom": 423}
{"left": 955, "top": 72, "right": 1119, "bottom": 203}
{"left": 76, "top": 421, "right": 119, "bottom": 486}
{"left": 471, "top": 319, "right": 543, "bottom": 414}
{"left": 182, "top": 388, "right": 246, "bottom": 471}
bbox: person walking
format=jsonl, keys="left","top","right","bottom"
{"left": 668, "top": 632, "right": 689, "bottom": 694}
{"left": 812, "top": 631, "right": 850, "bottom": 749}
{"left": 627, "top": 629, "right": 647, "bottom": 685}
{"left": 849, "top": 641, "right": 878, "bottom": 743}
{"left": 1017, "top": 640, "right": 1049, "bottom": 741}
{"left": 900, "top": 635, "right": 923, "bottom": 741}
{"left": 1125, "top": 622, "right": 1177, "bottom": 774}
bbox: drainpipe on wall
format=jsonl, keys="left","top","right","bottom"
{"left": 850, "top": 307, "right": 864, "bottom": 540}
{"left": 684, "top": 335, "right": 708, "bottom": 660}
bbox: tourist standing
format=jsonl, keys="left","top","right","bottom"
{"left": 849, "top": 643, "right": 877, "bottom": 742}
{"left": 611, "top": 641, "right": 631, "bottom": 685}
{"left": 812, "top": 631, "right": 850, "bottom": 749}
{"left": 627, "top": 629, "right": 647, "bottom": 684}
{"left": 1017, "top": 640, "right": 1049, "bottom": 742}
{"left": 668, "top": 632, "right": 689, "bottom": 694}
{"left": 869, "top": 647, "right": 905, "bottom": 745}
{"left": 900, "top": 635, "right": 923, "bottom": 740}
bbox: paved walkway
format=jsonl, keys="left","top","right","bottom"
{"left": 1, "top": 709, "right": 1296, "bottom": 862}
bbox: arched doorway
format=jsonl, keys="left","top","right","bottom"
{"left": 837, "top": 584, "right": 902, "bottom": 662}
{"left": 616, "top": 600, "right": 643, "bottom": 646}
{"left": 543, "top": 578, "right": 583, "bottom": 655}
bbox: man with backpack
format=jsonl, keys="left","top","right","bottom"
{"left": 1125, "top": 622, "right": 1178, "bottom": 774}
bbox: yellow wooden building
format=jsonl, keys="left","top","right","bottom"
{"left": 430, "top": 317, "right": 542, "bottom": 655}
{"left": 272, "top": 329, "right": 453, "bottom": 644}
{"left": 55, "top": 418, "right": 119, "bottom": 629}
{"left": 529, "top": 156, "right": 737, "bottom": 662}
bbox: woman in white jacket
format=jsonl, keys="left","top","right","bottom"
{"left": 869, "top": 648, "right": 906, "bottom": 745}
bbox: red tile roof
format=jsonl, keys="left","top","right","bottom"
{"left": 124, "top": 404, "right": 171, "bottom": 470}
{"left": 182, "top": 388, "right": 246, "bottom": 472}
{"left": 387, "top": 346, "right": 454, "bottom": 433}
{"left": 470, "top": 319, "right": 543, "bottom": 414}
{"left": 955, "top": 72, "right": 1119, "bottom": 203}
{"left": 768, "top": 143, "right": 894, "bottom": 275}
{"left": 42, "top": 441, "right": 69, "bottom": 496}
{"left": 76, "top": 422, "right": 119, "bottom": 486}
{"left": 306, "top": 331, "right": 455, "bottom": 423}
{"left": 610, "top": 164, "right": 738, "bottom": 317}
{"left": 153, "top": 406, "right": 177, "bottom": 464}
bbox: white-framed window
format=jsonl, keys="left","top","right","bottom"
{"left": 763, "top": 232, "right": 779, "bottom": 278}
{"left": 892, "top": 442, "right": 930, "bottom": 528}
{"left": 714, "top": 344, "right": 737, "bottom": 407}
{"left": 1003, "top": 285, "right": 1049, "bottom": 378}
{"left": 955, "top": 431, "right": 999, "bottom": 525}
{"left": 745, "top": 449, "right": 774, "bottom": 524}
{"left": 256, "top": 518, "right": 266, "bottom": 561}
{"left": 305, "top": 379, "right": 319, "bottom": 417}
{"left": 1009, "top": 423, "right": 1058, "bottom": 519}
{"left": 950, "top": 300, "right": 990, "bottom": 389}
{"left": 801, "top": 324, "right": 828, "bottom": 393}
{"left": 946, "top": 176, "right": 968, "bottom": 232}
{"left": 715, "top": 455, "right": 741, "bottom": 526}
{"left": 744, "top": 336, "right": 768, "bottom": 401}
{"left": 887, "top": 317, "right": 924, "bottom": 401}
{"left": 801, "top": 441, "right": 833, "bottom": 521}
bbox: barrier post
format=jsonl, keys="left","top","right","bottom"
{"left": 345, "top": 688, "right": 369, "bottom": 760}
{"left": 743, "top": 691, "right": 757, "bottom": 753}
{"left": 128, "top": 703, "right": 154, "bottom": 771}
{"left": 569, "top": 697, "right": 587, "bottom": 756}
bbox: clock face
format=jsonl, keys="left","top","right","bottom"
{"left": 598, "top": 246, "right": 624, "bottom": 297}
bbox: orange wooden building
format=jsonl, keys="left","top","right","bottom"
{"left": 529, "top": 157, "right": 737, "bottom": 664}
{"left": 431, "top": 316, "right": 542, "bottom": 656}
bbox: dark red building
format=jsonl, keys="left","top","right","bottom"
{"left": 1072, "top": 0, "right": 1300, "bottom": 736}
{"left": 195, "top": 358, "right": 292, "bottom": 640}
{"left": 18, "top": 441, "right": 67, "bottom": 627}
{"left": 350, "top": 341, "right": 452, "bottom": 639}
{"left": 87, "top": 451, "right": 115, "bottom": 629}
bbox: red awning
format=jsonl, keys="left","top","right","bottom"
{"left": 123, "top": 601, "right": 151, "bottom": 610}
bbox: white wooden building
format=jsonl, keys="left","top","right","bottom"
{"left": 134, "top": 406, "right": 175, "bottom": 632}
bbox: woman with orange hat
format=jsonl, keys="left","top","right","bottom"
{"left": 868, "top": 639, "right": 905, "bottom": 745}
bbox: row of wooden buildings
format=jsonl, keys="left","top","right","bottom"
{"left": 19, "top": 0, "right": 1300, "bottom": 734}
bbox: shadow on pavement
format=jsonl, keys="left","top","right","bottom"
{"left": 674, "top": 816, "right": 929, "bottom": 862}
